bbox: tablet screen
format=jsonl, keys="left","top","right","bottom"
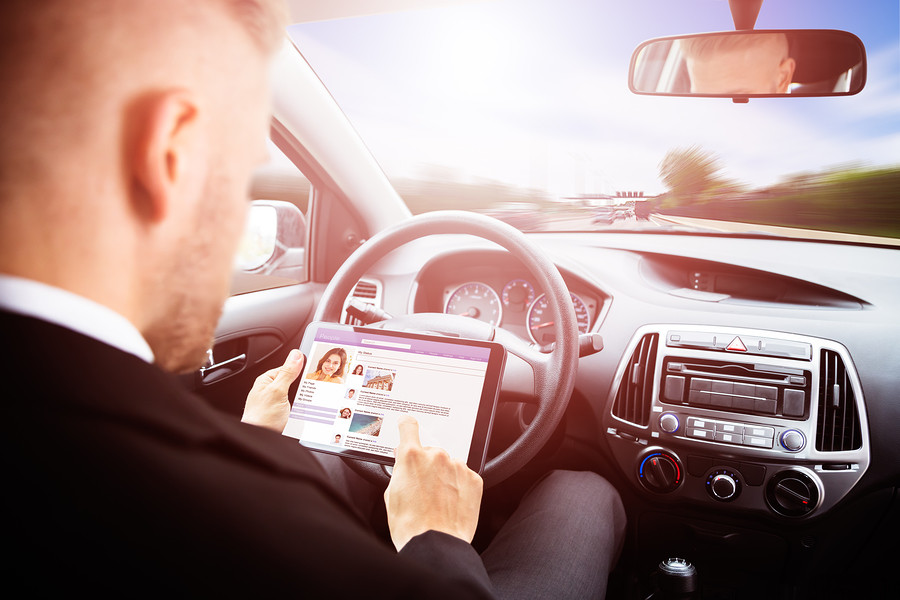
{"left": 282, "top": 322, "right": 505, "bottom": 473}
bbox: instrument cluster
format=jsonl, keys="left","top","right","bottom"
{"left": 442, "top": 277, "right": 598, "bottom": 345}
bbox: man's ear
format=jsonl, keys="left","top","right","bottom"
{"left": 130, "top": 90, "right": 201, "bottom": 223}
{"left": 776, "top": 57, "right": 796, "bottom": 94}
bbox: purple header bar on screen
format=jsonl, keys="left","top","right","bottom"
{"left": 314, "top": 328, "right": 490, "bottom": 362}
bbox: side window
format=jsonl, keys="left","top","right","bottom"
{"left": 235, "top": 140, "right": 310, "bottom": 282}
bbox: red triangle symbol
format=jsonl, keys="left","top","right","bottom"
{"left": 727, "top": 336, "right": 747, "bottom": 352}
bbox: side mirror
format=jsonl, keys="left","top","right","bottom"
{"left": 629, "top": 29, "right": 866, "bottom": 100}
{"left": 235, "top": 200, "right": 306, "bottom": 277}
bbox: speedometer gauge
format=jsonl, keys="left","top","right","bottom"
{"left": 444, "top": 282, "right": 503, "bottom": 327}
{"left": 526, "top": 292, "right": 590, "bottom": 345}
{"left": 501, "top": 279, "right": 535, "bottom": 311}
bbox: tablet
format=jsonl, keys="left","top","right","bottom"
{"left": 282, "top": 322, "right": 506, "bottom": 474}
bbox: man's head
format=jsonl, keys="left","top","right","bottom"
{"left": 0, "top": 0, "right": 287, "bottom": 372}
{"left": 682, "top": 32, "right": 795, "bottom": 94}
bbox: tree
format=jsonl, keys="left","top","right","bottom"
{"left": 658, "top": 146, "right": 724, "bottom": 204}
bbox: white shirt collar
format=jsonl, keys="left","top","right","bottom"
{"left": 0, "top": 274, "right": 155, "bottom": 363}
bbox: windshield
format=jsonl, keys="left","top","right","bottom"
{"left": 288, "top": 0, "right": 899, "bottom": 241}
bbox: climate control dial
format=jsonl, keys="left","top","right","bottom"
{"left": 706, "top": 468, "right": 741, "bottom": 501}
{"left": 638, "top": 451, "right": 683, "bottom": 493}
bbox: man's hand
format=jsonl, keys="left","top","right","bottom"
{"left": 241, "top": 349, "right": 305, "bottom": 432}
{"left": 383, "top": 416, "right": 483, "bottom": 551}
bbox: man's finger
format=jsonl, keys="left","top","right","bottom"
{"left": 395, "top": 416, "right": 421, "bottom": 452}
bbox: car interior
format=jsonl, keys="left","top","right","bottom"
{"left": 181, "top": 1, "right": 899, "bottom": 598}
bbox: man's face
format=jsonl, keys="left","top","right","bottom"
{"left": 147, "top": 35, "right": 273, "bottom": 373}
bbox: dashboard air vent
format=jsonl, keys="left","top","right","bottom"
{"left": 351, "top": 280, "right": 378, "bottom": 300}
{"left": 612, "top": 333, "right": 659, "bottom": 427}
{"left": 816, "top": 349, "right": 862, "bottom": 452}
{"left": 343, "top": 279, "right": 381, "bottom": 325}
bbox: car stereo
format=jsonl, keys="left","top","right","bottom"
{"left": 604, "top": 325, "right": 869, "bottom": 518}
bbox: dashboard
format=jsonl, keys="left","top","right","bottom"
{"left": 344, "top": 231, "right": 900, "bottom": 528}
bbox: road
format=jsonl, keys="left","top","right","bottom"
{"left": 523, "top": 209, "right": 900, "bottom": 246}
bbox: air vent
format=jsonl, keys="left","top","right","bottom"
{"left": 816, "top": 350, "right": 862, "bottom": 452}
{"left": 342, "top": 279, "right": 381, "bottom": 325}
{"left": 352, "top": 280, "right": 378, "bottom": 300}
{"left": 612, "top": 333, "right": 659, "bottom": 426}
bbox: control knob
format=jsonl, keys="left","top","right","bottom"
{"left": 659, "top": 413, "right": 680, "bottom": 433}
{"left": 766, "top": 470, "right": 819, "bottom": 517}
{"left": 638, "top": 451, "right": 683, "bottom": 493}
{"left": 780, "top": 429, "right": 806, "bottom": 452}
{"left": 706, "top": 469, "right": 741, "bottom": 501}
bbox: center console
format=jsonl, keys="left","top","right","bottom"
{"left": 604, "top": 325, "right": 869, "bottom": 518}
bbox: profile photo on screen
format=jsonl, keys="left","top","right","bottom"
{"left": 305, "top": 347, "right": 348, "bottom": 384}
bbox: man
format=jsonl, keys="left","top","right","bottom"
{"left": 683, "top": 32, "right": 796, "bottom": 94}
{"left": 0, "top": 0, "right": 624, "bottom": 596}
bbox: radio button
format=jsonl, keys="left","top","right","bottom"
{"left": 664, "top": 376, "right": 686, "bottom": 402}
{"left": 687, "top": 417, "right": 714, "bottom": 430}
{"left": 667, "top": 331, "right": 716, "bottom": 349}
{"left": 755, "top": 398, "right": 777, "bottom": 415}
{"left": 688, "top": 428, "right": 713, "bottom": 440}
{"left": 688, "top": 390, "right": 710, "bottom": 405}
{"left": 715, "top": 432, "right": 741, "bottom": 444}
{"left": 690, "top": 378, "right": 712, "bottom": 392}
{"left": 747, "top": 337, "right": 813, "bottom": 360}
{"left": 783, "top": 389, "right": 805, "bottom": 417}
{"left": 745, "top": 425, "right": 774, "bottom": 438}
{"left": 743, "top": 435, "right": 774, "bottom": 449}
{"left": 711, "top": 381, "right": 733, "bottom": 394}
{"left": 756, "top": 385, "right": 778, "bottom": 400}
{"left": 716, "top": 422, "right": 743, "bottom": 435}
{"left": 710, "top": 394, "right": 733, "bottom": 408}
{"left": 733, "top": 396, "right": 755, "bottom": 411}
{"left": 733, "top": 383, "right": 755, "bottom": 397}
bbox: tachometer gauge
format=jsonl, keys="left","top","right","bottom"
{"left": 501, "top": 279, "right": 535, "bottom": 311}
{"left": 444, "top": 282, "right": 503, "bottom": 327}
{"left": 526, "top": 292, "right": 590, "bottom": 345}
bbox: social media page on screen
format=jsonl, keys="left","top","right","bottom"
{"left": 283, "top": 325, "right": 498, "bottom": 466}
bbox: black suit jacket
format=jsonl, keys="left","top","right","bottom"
{"left": 1, "top": 311, "right": 494, "bottom": 597}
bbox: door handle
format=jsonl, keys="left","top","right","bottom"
{"left": 200, "top": 349, "right": 247, "bottom": 382}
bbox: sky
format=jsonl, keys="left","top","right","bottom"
{"left": 288, "top": 0, "right": 900, "bottom": 197}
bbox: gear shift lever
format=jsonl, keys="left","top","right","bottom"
{"left": 646, "top": 557, "right": 698, "bottom": 599}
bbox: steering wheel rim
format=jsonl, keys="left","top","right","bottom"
{"left": 312, "top": 210, "right": 578, "bottom": 487}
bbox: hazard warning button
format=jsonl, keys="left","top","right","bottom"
{"left": 726, "top": 337, "right": 747, "bottom": 352}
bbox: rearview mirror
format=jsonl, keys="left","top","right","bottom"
{"left": 629, "top": 29, "right": 866, "bottom": 100}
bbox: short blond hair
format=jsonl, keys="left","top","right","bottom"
{"left": 0, "top": 0, "right": 286, "bottom": 193}
{"left": 221, "top": 0, "right": 288, "bottom": 54}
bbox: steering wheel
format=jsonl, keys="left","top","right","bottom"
{"left": 312, "top": 210, "right": 579, "bottom": 487}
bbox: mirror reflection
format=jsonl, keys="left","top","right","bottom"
{"left": 630, "top": 29, "right": 866, "bottom": 97}
{"left": 235, "top": 204, "right": 277, "bottom": 271}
